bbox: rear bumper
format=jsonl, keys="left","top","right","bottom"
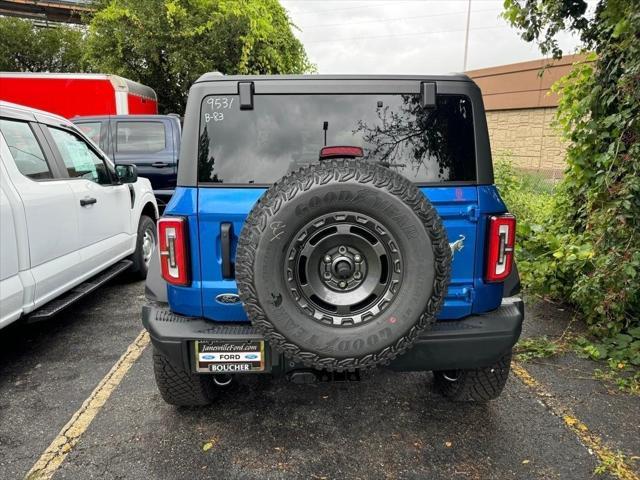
{"left": 142, "top": 297, "right": 524, "bottom": 374}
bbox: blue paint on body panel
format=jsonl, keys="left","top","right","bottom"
{"left": 165, "top": 184, "right": 509, "bottom": 322}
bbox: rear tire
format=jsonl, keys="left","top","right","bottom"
{"left": 434, "top": 352, "right": 512, "bottom": 402}
{"left": 153, "top": 348, "right": 215, "bottom": 406}
{"left": 129, "top": 215, "right": 156, "bottom": 279}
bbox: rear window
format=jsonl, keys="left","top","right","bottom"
{"left": 116, "top": 121, "right": 166, "bottom": 153}
{"left": 198, "top": 93, "right": 476, "bottom": 184}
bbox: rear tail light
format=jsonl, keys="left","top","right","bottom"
{"left": 158, "top": 217, "right": 190, "bottom": 286}
{"left": 485, "top": 214, "right": 516, "bottom": 283}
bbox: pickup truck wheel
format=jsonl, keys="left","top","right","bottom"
{"left": 129, "top": 215, "right": 156, "bottom": 279}
{"left": 153, "top": 348, "right": 215, "bottom": 406}
{"left": 236, "top": 159, "right": 451, "bottom": 371}
{"left": 434, "top": 352, "right": 512, "bottom": 402}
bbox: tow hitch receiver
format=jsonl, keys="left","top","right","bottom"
{"left": 287, "top": 369, "right": 361, "bottom": 384}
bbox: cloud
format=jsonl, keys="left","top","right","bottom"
{"left": 282, "top": 0, "right": 588, "bottom": 74}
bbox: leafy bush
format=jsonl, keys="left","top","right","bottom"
{"left": 500, "top": 0, "right": 640, "bottom": 369}
{"left": 493, "top": 158, "right": 589, "bottom": 297}
{"left": 495, "top": 158, "right": 638, "bottom": 370}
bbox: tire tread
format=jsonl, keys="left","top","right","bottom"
{"left": 434, "top": 352, "right": 512, "bottom": 402}
{"left": 152, "top": 349, "right": 215, "bottom": 406}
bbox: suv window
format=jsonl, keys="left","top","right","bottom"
{"left": 116, "top": 121, "right": 165, "bottom": 153}
{"left": 0, "top": 119, "right": 53, "bottom": 180}
{"left": 48, "top": 127, "right": 112, "bottom": 185}
{"left": 198, "top": 94, "right": 476, "bottom": 184}
{"left": 77, "top": 122, "right": 101, "bottom": 145}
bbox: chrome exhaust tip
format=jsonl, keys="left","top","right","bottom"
{"left": 213, "top": 374, "right": 233, "bottom": 387}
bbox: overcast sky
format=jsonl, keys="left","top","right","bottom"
{"left": 281, "top": 0, "right": 588, "bottom": 74}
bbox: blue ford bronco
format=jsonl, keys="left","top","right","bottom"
{"left": 142, "top": 74, "right": 524, "bottom": 406}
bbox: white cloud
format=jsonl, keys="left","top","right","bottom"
{"left": 281, "top": 0, "right": 589, "bottom": 73}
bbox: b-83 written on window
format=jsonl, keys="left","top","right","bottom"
{"left": 204, "top": 97, "right": 234, "bottom": 122}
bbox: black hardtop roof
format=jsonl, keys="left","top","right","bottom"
{"left": 195, "top": 73, "right": 472, "bottom": 84}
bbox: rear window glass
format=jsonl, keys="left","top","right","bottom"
{"left": 116, "top": 121, "right": 165, "bottom": 153}
{"left": 198, "top": 94, "right": 476, "bottom": 184}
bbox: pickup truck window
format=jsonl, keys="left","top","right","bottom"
{"left": 198, "top": 94, "right": 476, "bottom": 185}
{"left": 77, "top": 122, "right": 101, "bottom": 145}
{"left": 116, "top": 121, "right": 165, "bottom": 153}
{"left": 0, "top": 119, "right": 53, "bottom": 180}
{"left": 48, "top": 127, "right": 112, "bottom": 185}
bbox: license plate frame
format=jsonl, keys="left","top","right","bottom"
{"left": 193, "top": 340, "right": 266, "bottom": 373}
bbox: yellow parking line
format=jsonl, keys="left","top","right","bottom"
{"left": 512, "top": 361, "right": 639, "bottom": 480}
{"left": 25, "top": 330, "right": 150, "bottom": 480}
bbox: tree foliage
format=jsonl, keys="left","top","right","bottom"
{"left": 85, "top": 0, "right": 314, "bottom": 113}
{"left": 503, "top": 0, "right": 640, "bottom": 339}
{"left": 0, "top": 17, "right": 86, "bottom": 72}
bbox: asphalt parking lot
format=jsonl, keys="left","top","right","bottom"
{"left": 0, "top": 280, "right": 638, "bottom": 480}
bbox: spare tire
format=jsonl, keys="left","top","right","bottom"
{"left": 236, "top": 159, "right": 450, "bottom": 371}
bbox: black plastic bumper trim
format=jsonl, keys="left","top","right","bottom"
{"left": 142, "top": 297, "right": 524, "bottom": 374}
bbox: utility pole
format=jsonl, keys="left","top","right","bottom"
{"left": 463, "top": 0, "right": 472, "bottom": 71}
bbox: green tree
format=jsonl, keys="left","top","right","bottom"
{"left": 502, "top": 1, "right": 640, "bottom": 337}
{"left": 0, "top": 17, "right": 86, "bottom": 72}
{"left": 85, "top": 0, "right": 314, "bottom": 113}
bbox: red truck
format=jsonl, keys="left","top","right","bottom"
{"left": 0, "top": 72, "right": 158, "bottom": 119}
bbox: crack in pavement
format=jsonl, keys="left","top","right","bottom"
{"left": 511, "top": 361, "right": 639, "bottom": 480}
{"left": 24, "top": 331, "right": 149, "bottom": 480}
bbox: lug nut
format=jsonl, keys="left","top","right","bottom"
{"left": 354, "top": 254, "right": 362, "bottom": 262}
{"left": 339, "top": 281, "right": 347, "bottom": 288}
{"left": 324, "top": 255, "right": 332, "bottom": 263}
{"left": 354, "top": 272, "right": 362, "bottom": 279}
{"left": 324, "top": 272, "right": 332, "bottom": 279}
{"left": 338, "top": 246, "right": 347, "bottom": 254}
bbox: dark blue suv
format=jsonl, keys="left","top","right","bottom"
{"left": 73, "top": 114, "right": 181, "bottom": 211}
{"left": 142, "top": 74, "right": 524, "bottom": 406}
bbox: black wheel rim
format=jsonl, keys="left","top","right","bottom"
{"left": 285, "top": 212, "right": 403, "bottom": 326}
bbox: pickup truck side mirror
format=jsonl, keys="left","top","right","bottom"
{"left": 115, "top": 164, "right": 138, "bottom": 184}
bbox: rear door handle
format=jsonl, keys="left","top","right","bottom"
{"left": 221, "top": 223, "right": 234, "bottom": 279}
{"left": 80, "top": 197, "right": 97, "bottom": 207}
{"left": 151, "top": 162, "right": 169, "bottom": 168}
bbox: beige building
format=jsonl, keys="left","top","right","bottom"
{"left": 467, "top": 54, "right": 586, "bottom": 177}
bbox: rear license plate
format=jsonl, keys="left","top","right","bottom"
{"left": 194, "top": 340, "right": 265, "bottom": 373}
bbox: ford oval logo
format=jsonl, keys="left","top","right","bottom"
{"left": 216, "top": 293, "right": 241, "bottom": 305}
{"left": 245, "top": 354, "right": 258, "bottom": 359}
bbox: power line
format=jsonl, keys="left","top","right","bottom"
{"left": 303, "top": 24, "right": 504, "bottom": 44}
{"left": 462, "top": 0, "right": 472, "bottom": 71}
{"left": 298, "top": 7, "right": 498, "bottom": 29}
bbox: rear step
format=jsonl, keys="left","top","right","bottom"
{"left": 27, "top": 260, "right": 133, "bottom": 322}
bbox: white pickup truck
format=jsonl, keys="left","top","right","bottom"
{"left": 0, "top": 101, "right": 158, "bottom": 329}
